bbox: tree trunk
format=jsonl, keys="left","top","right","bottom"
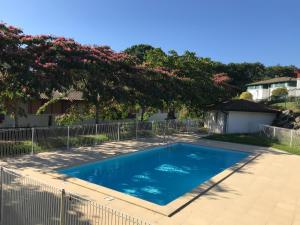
{"left": 140, "top": 107, "right": 145, "bottom": 121}
{"left": 167, "top": 107, "right": 176, "bottom": 120}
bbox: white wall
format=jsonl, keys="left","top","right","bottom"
{"left": 148, "top": 112, "right": 168, "bottom": 121}
{"left": 226, "top": 111, "right": 276, "bottom": 133}
{"left": 204, "top": 111, "right": 227, "bottom": 134}
{"left": 248, "top": 81, "right": 300, "bottom": 101}
{"left": 247, "top": 88, "right": 270, "bottom": 101}
{"left": 137, "top": 110, "right": 179, "bottom": 121}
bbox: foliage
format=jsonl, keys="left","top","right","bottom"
{"left": 214, "top": 62, "right": 266, "bottom": 89}
{"left": 144, "top": 49, "right": 224, "bottom": 115}
{"left": 213, "top": 63, "right": 297, "bottom": 90}
{"left": 1, "top": 22, "right": 298, "bottom": 128}
{"left": 55, "top": 105, "right": 93, "bottom": 126}
{"left": 99, "top": 103, "right": 132, "bottom": 120}
{"left": 178, "top": 105, "right": 189, "bottom": 119}
{"left": 272, "top": 87, "right": 288, "bottom": 97}
{"left": 265, "top": 65, "right": 297, "bottom": 78}
{"left": 124, "top": 44, "right": 155, "bottom": 64}
{"left": 0, "top": 141, "right": 42, "bottom": 156}
{"left": 270, "top": 101, "right": 300, "bottom": 113}
{"left": 239, "top": 92, "right": 253, "bottom": 101}
{"left": 205, "top": 133, "right": 300, "bottom": 155}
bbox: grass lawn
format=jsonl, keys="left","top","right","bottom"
{"left": 0, "top": 134, "right": 110, "bottom": 156}
{"left": 204, "top": 133, "right": 300, "bottom": 155}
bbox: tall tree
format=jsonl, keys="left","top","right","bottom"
{"left": 0, "top": 23, "right": 39, "bottom": 127}
{"left": 71, "top": 45, "right": 136, "bottom": 123}
{"left": 265, "top": 65, "right": 297, "bottom": 78}
{"left": 124, "top": 44, "right": 155, "bottom": 64}
{"left": 145, "top": 49, "right": 221, "bottom": 116}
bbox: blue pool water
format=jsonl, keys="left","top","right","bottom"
{"left": 59, "top": 143, "right": 249, "bottom": 205}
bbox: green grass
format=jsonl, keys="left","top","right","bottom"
{"left": 0, "top": 134, "right": 109, "bottom": 157}
{"left": 271, "top": 101, "right": 300, "bottom": 112}
{"left": 0, "top": 140, "right": 42, "bottom": 156}
{"left": 204, "top": 133, "right": 300, "bottom": 155}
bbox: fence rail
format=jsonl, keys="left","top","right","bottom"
{"left": 259, "top": 124, "right": 300, "bottom": 147}
{"left": 0, "top": 119, "right": 204, "bottom": 158}
{"left": 0, "top": 167, "right": 151, "bottom": 225}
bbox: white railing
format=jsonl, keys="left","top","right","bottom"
{"left": 0, "top": 119, "right": 204, "bottom": 158}
{"left": 259, "top": 124, "right": 300, "bottom": 147}
{"left": 0, "top": 167, "right": 151, "bottom": 225}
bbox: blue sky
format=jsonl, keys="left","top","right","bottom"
{"left": 1, "top": 0, "right": 299, "bottom": 66}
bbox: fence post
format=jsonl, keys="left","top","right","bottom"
{"left": 151, "top": 121, "right": 154, "bottom": 136}
{"left": 0, "top": 168, "right": 3, "bottom": 225}
{"left": 60, "top": 189, "right": 66, "bottom": 225}
{"left": 290, "top": 130, "right": 293, "bottom": 147}
{"left": 187, "top": 119, "right": 189, "bottom": 134}
{"left": 135, "top": 120, "right": 138, "bottom": 140}
{"left": 95, "top": 124, "right": 98, "bottom": 146}
{"left": 273, "top": 126, "right": 276, "bottom": 139}
{"left": 31, "top": 128, "right": 34, "bottom": 155}
{"left": 67, "top": 126, "right": 70, "bottom": 150}
{"left": 163, "top": 120, "right": 167, "bottom": 143}
{"left": 117, "top": 122, "right": 120, "bottom": 141}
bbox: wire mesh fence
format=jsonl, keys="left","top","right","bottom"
{"left": 0, "top": 119, "right": 204, "bottom": 158}
{"left": 259, "top": 124, "right": 300, "bottom": 147}
{"left": 0, "top": 167, "right": 152, "bottom": 225}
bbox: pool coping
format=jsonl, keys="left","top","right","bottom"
{"left": 46, "top": 141, "right": 260, "bottom": 216}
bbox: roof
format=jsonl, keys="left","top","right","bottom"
{"left": 40, "top": 91, "right": 83, "bottom": 101}
{"left": 209, "top": 99, "right": 278, "bottom": 113}
{"left": 247, "top": 77, "right": 297, "bottom": 86}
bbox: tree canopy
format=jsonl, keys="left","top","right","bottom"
{"left": 0, "top": 23, "right": 298, "bottom": 126}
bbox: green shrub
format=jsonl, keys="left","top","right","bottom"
{"left": 272, "top": 87, "right": 288, "bottom": 97}
{"left": 0, "top": 140, "right": 42, "bottom": 156}
{"left": 55, "top": 105, "right": 93, "bottom": 126}
{"left": 239, "top": 92, "right": 253, "bottom": 101}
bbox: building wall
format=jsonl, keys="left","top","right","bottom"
{"left": 247, "top": 88, "right": 270, "bottom": 101}
{"left": 297, "top": 79, "right": 300, "bottom": 96}
{"left": 1, "top": 114, "right": 52, "bottom": 128}
{"left": 147, "top": 112, "right": 168, "bottom": 121}
{"left": 248, "top": 81, "right": 300, "bottom": 101}
{"left": 204, "top": 111, "right": 227, "bottom": 134}
{"left": 0, "top": 100, "right": 88, "bottom": 128}
{"left": 226, "top": 111, "right": 276, "bottom": 133}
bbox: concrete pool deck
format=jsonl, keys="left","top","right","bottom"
{"left": 1, "top": 134, "right": 300, "bottom": 225}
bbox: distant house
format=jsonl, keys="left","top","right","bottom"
{"left": 246, "top": 70, "right": 300, "bottom": 101}
{"left": 0, "top": 91, "right": 87, "bottom": 128}
{"left": 205, "top": 99, "right": 278, "bottom": 134}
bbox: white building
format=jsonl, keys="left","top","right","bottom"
{"left": 205, "top": 99, "right": 278, "bottom": 134}
{"left": 246, "top": 71, "right": 300, "bottom": 101}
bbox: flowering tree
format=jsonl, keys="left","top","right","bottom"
{"left": 144, "top": 49, "right": 220, "bottom": 117}
{"left": 0, "top": 23, "right": 36, "bottom": 127}
{"left": 127, "top": 65, "right": 181, "bottom": 120}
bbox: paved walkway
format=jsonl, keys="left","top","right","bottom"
{"left": 1, "top": 135, "right": 300, "bottom": 225}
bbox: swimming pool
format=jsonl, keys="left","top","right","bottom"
{"left": 59, "top": 143, "right": 249, "bottom": 205}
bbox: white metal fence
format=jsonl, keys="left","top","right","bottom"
{"left": 259, "top": 125, "right": 300, "bottom": 147}
{"left": 0, "top": 167, "right": 151, "bottom": 225}
{"left": 0, "top": 119, "right": 204, "bottom": 158}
